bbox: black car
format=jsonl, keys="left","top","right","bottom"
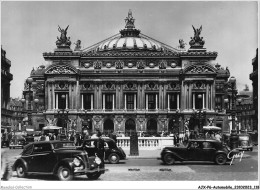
{"left": 12, "top": 140, "right": 105, "bottom": 180}
{"left": 160, "top": 139, "right": 238, "bottom": 165}
{"left": 9, "top": 135, "right": 26, "bottom": 149}
{"left": 80, "top": 138, "right": 126, "bottom": 164}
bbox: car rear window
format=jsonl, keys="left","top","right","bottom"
{"left": 33, "top": 143, "right": 52, "bottom": 153}
{"left": 53, "top": 142, "right": 76, "bottom": 149}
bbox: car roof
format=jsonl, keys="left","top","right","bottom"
{"left": 30, "top": 140, "right": 73, "bottom": 145}
{"left": 189, "top": 138, "right": 220, "bottom": 143}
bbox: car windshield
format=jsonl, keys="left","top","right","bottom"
{"left": 53, "top": 142, "right": 76, "bottom": 149}
{"left": 239, "top": 136, "right": 249, "bottom": 141}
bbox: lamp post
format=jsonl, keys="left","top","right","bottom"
{"left": 195, "top": 94, "right": 206, "bottom": 135}
{"left": 224, "top": 76, "right": 239, "bottom": 149}
{"left": 56, "top": 94, "right": 69, "bottom": 134}
{"left": 21, "top": 77, "right": 36, "bottom": 127}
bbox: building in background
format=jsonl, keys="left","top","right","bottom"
{"left": 249, "top": 48, "right": 258, "bottom": 132}
{"left": 236, "top": 85, "right": 254, "bottom": 133}
{"left": 1, "top": 47, "right": 13, "bottom": 131}
{"left": 22, "top": 11, "right": 232, "bottom": 135}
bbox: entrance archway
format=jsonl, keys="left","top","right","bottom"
{"left": 103, "top": 119, "right": 114, "bottom": 135}
{"left": 147, "top": 118, "right": 157, "bottom": 135}
{"left": 125, "top": 118, "right": 136, "bottom": 136}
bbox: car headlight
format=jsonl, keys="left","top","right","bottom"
{"left": 73, "top": 157, "right": 82, "bottom": 166}
{"left": 95, "top": 156, "right": 102, "bottom": 165}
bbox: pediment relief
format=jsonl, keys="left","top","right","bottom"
{"left": 45, "top": 65, "right": 77, "bottom": 74}
{"left": 184, "top": 64, "right": 216, "bottom": 74}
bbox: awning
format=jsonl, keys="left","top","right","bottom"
{"left": 203, "top": 126, "right": 222, "bottom": 131}
{"left": 42, "top": 126, "right": 62, "bottom": 130}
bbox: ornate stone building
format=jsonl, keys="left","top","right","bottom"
{"left": 1, "top": 47, "right": 13, "bottom": 128}
{"left": 249, "top": 48, "right": 258, "bottom": 132}
{"left": 23, "top": 11, "right": 231, "bottom": 135}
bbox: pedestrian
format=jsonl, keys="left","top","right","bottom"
{"left": 109, "top": 130, "right": 117, "bottom": 143}
{"left": 173, "top": 133, "right": 178, "bottom": 146}
{"left": 39, "top": 133, "right": 46, "bottom": 141}
{"left": 215, "top": 132, "right": 222, "bottom": 142}
{"left": 1, "top": 149, "right": 12, "bottom": 180}
{"left": 45, "top": 134, "right": 50, "bottom": 141}
{"left": 70, "top": 133, "right": 75, "bottom": 142}
{"left": 94, "top": 130, "right": 105, "bottom": 160}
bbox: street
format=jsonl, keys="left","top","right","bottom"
{"left": 3, "top": 146, "right": 258, "bottom": 181}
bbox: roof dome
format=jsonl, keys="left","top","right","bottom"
{"left": 94, "top": 10, "right": 168, "bottom": 52}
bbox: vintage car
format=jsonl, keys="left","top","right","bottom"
{"left": 160, "top": 139, "right": 238, "bottom": 165}
{"left": 12, "top": 140, "right": 105, "bottom": 180}
{"left": 222, "top": 133, "right": 253, "bottom": 151}
{"left": 79, "top": 138, "right": 126, "bottom": 164}
{"left": 9, "top": 135, "right": 26, "bottom": 149}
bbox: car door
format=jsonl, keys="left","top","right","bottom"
{"left": 188, "top": 141, "right": 205, "bottom": 161}
{"left": 30, "top": 143, "right": 57, "bottom": 173}
{"left": 201, "top": 141, "right": 216, "bottom": 161}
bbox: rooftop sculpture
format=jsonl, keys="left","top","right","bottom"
{"left": 56, "top": 25, "right": 71, "bottom": 48}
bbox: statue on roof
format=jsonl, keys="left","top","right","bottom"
{"left": 189, "top": 25, "right": 205, "bottom": 48}
{"left": 125, "top": 9, "right": 135, "bottom": 29}
{"left": 74, "top": 40, "right": 81, "bottom": 51}
{"left": 56, "top": 25, "right": 71, "bottom": 48}
{"left": 178, "top": 39, "right": 186, "bottom": 49}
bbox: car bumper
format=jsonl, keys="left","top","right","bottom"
{"left": 74, "top": 166, "right": 105, "bottom": 175}
{"left": 237, "top": 146, "right": 253, "bottom": 151}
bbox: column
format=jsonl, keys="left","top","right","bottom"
{"left": 91, "top": 94, "right": 93, "bottom": 110}
{"left": 167, "top": 94, "right": 170, "bottom": 110}
{"left": 55, "top": 93, "right": 58, "bottom": 109}
{"left": 177, "top": 94, "right": 180, "bottom": 109}
{"left": 48, "top": 82, "right": 51, "bottom": 110}
{"left": 65, "top": 94, "right": 68, "bottom": 109}
{"left": 69, "top": 83, "right": 72, "bottom": 109}
{"left": 156, "top": 94, "right": 158, "bottom": 110}
{"left": 146, "top": 94, "right": 148, "bottom": 110}
{"left": 193, "top": 93, "right": 195, "bottom": 109}
{"left": 206, "top": 83, "right": 209, "bottom": 109}
{"left": 134, "top": 94, "right": 136, "bottom": 110}
{"left": 203, "top": 93, "right": 205, "bottom": 109}
{"left": 124, "top": 94, "right": 127, "bottom": 110}
{"left": 81, "top": 94, "right": 84, "bottom": 110}
{"left": 52, "top": 84, "right": 55, "bottom": 109}
{"left": 103, "top": 94, "right": 105, "bottom": 110}
{"left": 112, "top": 94, "right": 115, "bottom": 110}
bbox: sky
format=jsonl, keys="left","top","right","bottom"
{"left": 1, "top": 1, "right": 258, "bottom": 99}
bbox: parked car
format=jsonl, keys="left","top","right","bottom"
{"left": 12, "top": 140, "right": 105, "bottom": 180}
{"left": 222, "top": 133, "right": 253, "bottom": 151}
{"left": 9, "top": 135, "right": 26, "bottom": 149}
{"left": 80, "top": 138, "right": 126, "bottom": 164}
{"left": 160, "top": 139, "right": 238, "bottom": 165}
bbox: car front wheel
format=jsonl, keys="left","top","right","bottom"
{"left": 163, "top": 153, "right": 175, "bottom": 165}
{"left": 57, "top": 166, "right": 73, "bottom": 181}
{"left": 16, "top": 163, "right": 26, "bottom": 178}
{"left": 87, "top": 172, "right": 101, "bottom": 180}
{"left": 215, "top": 154, "right": 227, "bottom": 165}
{"left": 108, "top": 153, "right": 120, "bottom": 164}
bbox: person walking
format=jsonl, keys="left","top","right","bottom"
{"left": 94, "top": 130, "right": 105, "bottom": 160}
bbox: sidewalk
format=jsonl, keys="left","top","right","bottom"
{"left": 122, "top": 148, "right": 252, "bottom": 159}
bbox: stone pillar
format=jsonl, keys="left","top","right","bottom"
{"left": 47, "top": 82, "right": 51, "bottom": 110}
{"left": 177, "top": 93, "right": 180, "bottom": 109}
{"left": 212, "top": 81, "right": 216, "bottom": 110}
{"left": 146, "top": 94, "right": 148, "bottom": 110}
{"left": 103, "top": 94, "right": 105, "bottom": 110}
{"left": 112, "top": 94, "right": 115, "bottom": 110}
{"left": 193, "top": 93, "right": 195, "bottom": 109}
{"left": 203, "top": 93, "right": 205, "bottom": 109}
{"left": 156, "top": 94, "right": 158, "bottom": 110}
{"left": 55, "top": 93, "right": 58, "bottom": 109}
{"left": 206, "top": 83, "right": 209, "bottom": 109}
{"left": 134, "top": 94, "right": 136, "bottom": 110}
{"left": 52, "top": 83, "right": 55, "bottom": 109}
{"left": 167, "top": 94, "right": 170, "bottom": 110}
{"left": 124, "top": 94, "right": 127, "bottom": 110}
{"left": 91, "top": 94, "right": 93, "bottom": 110}
{"left": 81, "top": 94, "right": 84, "bottom": 110}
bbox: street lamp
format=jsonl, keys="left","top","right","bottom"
{"left": 21, "top": 77, "right": 33, "bottom": 126}
{"left": 56, "top": 94, "right": 69, "bottom": 134}
{"left": 224, "top": 76, "right": 239, "bottom": 149}
{"left": 195, "top": 94, "right": 206, "bottom": 135}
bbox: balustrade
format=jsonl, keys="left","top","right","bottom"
{"left": 116, "top": 137, "right": 182, "bottom": 150}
